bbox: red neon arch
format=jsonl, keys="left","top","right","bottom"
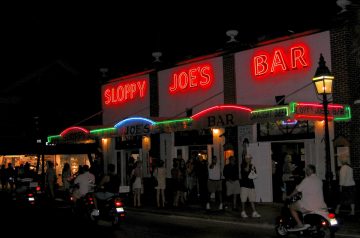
{"left": 191, "top": 105, "right": 253, "bottom": 120}
{"left": 60, "top": 126, "right": 90, "bottom": 137}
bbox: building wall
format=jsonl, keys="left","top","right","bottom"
{"left": 331, "top": 21, "right": 360, "bottom": 181}
{"left": 234, "top": 31, "right": 331, "bottom": 105}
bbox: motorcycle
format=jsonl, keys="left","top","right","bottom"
{"left": 275, "top": 192, "right": 338, "bottom": 238}
{"left": 12, "top": 177, "right": 42, "bottom": 208}
{"left": 93, "top": 190, "right": 126, "bottom": 227}
{"left": 67, "top": 184, "right": 99, "bottom": 222}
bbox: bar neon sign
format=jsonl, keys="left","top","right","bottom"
{"left": 252, "top": 43, "right": 310, "bottom": 78}
{"left": 169, "top": 63, "right": 214, "bottom": 94}
{"left": 60, "top": 126, "right": 89, "bottom": 137}
{"left": 103, "top": 79, "right": 147, "bottom": 106}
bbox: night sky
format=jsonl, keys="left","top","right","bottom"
{"left": 0, "top": 1, "right": 342, "bottom": 152}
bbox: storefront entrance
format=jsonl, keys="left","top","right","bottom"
{"left": 271, "top": 142, "right": 305, "bottom": 203}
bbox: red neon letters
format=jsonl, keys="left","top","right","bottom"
{"left": 252, "top": 44, "right": 310, "bottom": 78}
{"left": 103, "top": 79, "right": 147, "bottom": 106}
{"left": 169, "top": 63, "right": 214, "bottom": 94}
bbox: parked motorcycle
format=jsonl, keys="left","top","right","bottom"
{"left": 275, "top": 193, "right": 338, "bottom": 238}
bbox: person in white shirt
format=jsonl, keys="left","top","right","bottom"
{"left": 288, "top": 164, "right": 327, "bottom": 230}
{"left": 74, "top": 165, "right": 96, "bottom": 198}
{"left": 335, "top": 159, "right": 356, "bottom": 216}
{"left": 206, "top": 156, "right": 223, "bottom": 210}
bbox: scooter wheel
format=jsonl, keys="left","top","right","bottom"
{"left": 319, "top": 227, "right": 332, "bottom": 238}
{"left": 275, "top": 224, "right": 288, "bottom": 237}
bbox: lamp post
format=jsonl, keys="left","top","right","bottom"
{"left": 312, "top": 54, "right": 334, "bottom": 195}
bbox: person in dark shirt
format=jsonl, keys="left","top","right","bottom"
{"left": 223, "top": 156, "right": 240, "bottom": 210}
{"left": 95, "top": 163, "right": 120, "bottom": 201}
{"left": 240, "top": 154, "right": 261, "bottom": 218}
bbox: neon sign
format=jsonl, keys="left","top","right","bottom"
{"left": 103, "top": 79, "right": 147, "bottom": 106}
{"left": 60, "top": 126, "right": 89, "bottom": 137}
{"left": 169, "top": 63, "right": 214, "bottom": 94}
{"left": 250, "top": 106, "right": 289, "bottom": 123}
{"left": 252, "top": 43, "right": 310, "bottom": 78}
{"left": 289, "top": 102, "right": 349, "bottom": 121}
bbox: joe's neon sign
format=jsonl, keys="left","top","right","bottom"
{"left": 252, "top": 43, "right": 310, "bottom": 78}
{"left": 169, "top": 63, "right": 214, "bottom": 94}
{"left": 103, "top": 79, "right": 147, "bottom": 106}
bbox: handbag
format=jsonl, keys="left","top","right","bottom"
{"left": 248, "top": 167, "right": 258, "bottom": 179}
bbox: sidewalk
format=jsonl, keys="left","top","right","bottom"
{"left": 126, "top": 202, "right": 360, "bottom": 237}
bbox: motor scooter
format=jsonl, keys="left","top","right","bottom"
{"left": 95, "top": 192, "right": 126, "bottom": 227}
{"left": 275, "top": 193, "right": 338, "bottom": 238}
{"left": 12, "top": 177, "right": 42, "bottom": 208}
{"left": 67, "top": 184, "right": 99, "bottom": 222}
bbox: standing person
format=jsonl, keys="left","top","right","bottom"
{"left": 154, "top": 160, "right": 166, "bottom": 208}
{"left": 62, "top": 162, "right": 72, "bottom": 193}
{"left": 287, "top": 164, "right": 327, "bottom": 230}
{"left": 206, "top": 156, "right": 223, "bottom": 210}
{"left": 282, "top": 154, "right": 296, "bottom": 200}
{"left": 6, "top": 163, "right": 15, "bottom": 192}
{"left": 223, "top": 156, "right": 240, "bottom": 211}
{"left": 95, "top": 163, "right": 121, "bottom": 201}
{"left": 0, "top": 164, "right": 8, "bottom": 190}
{"left": 45, "top": 161, "right": 57, "bottom": 200}
{"left": 131, "top": 160, "right": 143, "bottom": 207}
{"left": 185, "top": 155, "right": 197, "bottom": 203}
{"left": 240, "top": 154, "right": 261, "bottom": 218}
{"left": 335, "top": 159, "right": 356, "bottom": 216}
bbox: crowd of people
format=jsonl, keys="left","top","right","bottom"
{"left": 1, "top": 152, "right": 355, "bottom": 219}
{"left": 127, "top": 153, "right": 263, "bottom": 218}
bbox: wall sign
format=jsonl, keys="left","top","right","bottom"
{"left": 169, "top": 63, "right": 214, "bottom": 94}
{"left": 252, "top": 43, "right": 310, "bottom": 78}
{"left": 103, "top": 79, "right": 147, "bottom": 106}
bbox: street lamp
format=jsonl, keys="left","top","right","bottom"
{"left": 312, "top": 54, "right": 334, "bottom": 194}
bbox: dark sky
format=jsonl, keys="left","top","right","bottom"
{"left": 0, "top": 0, "right": 343, "bottom": 150}
{"left": 1, "top": 1, "right": 341, "bottom": 84}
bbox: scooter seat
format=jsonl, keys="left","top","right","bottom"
{"left": 288, "top": 224, "right": 310, "bottom": 232}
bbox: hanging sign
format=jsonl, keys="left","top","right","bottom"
{"left": 191, "top": 105, "right": 253, "bottom": 129}
{"left": 250, "top": 106, "right": 289, "bottom": 123}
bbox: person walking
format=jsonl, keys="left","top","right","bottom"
{"left": 240, "top": 154, "right": 261, "bottom": 218}
{"left": 335, "top": 159, "right": 356, "bottom": 216}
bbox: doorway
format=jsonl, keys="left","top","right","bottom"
{"left": 271, "top": 142, "right": 305, "bottom": 203}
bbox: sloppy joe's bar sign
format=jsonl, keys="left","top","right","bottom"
{"left": 252, "top": 43, "right": 310, "bottom": 78}
{"left": 103, "top": 79, "right": 147, "bottom": 106}
{"left": 169, "top": 63, "right": 214, "bottom": 94}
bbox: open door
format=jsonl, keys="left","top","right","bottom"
{"left": 248, "top": 142, "right": 272, "bottom": 202}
